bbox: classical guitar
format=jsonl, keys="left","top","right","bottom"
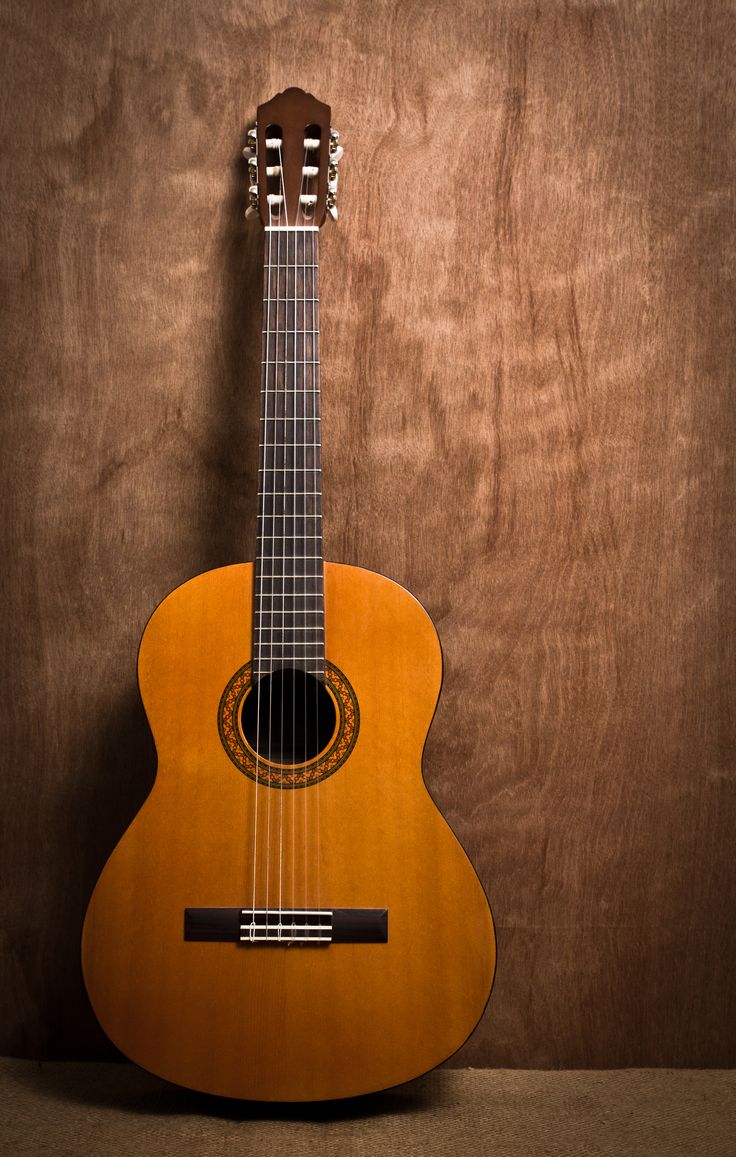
{"left": 82, "top": 88, "right": 495, "bottom": 1101}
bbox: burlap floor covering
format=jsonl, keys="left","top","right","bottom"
{"left": 1, "top": 1060, "right": 734, "bottom": 1155}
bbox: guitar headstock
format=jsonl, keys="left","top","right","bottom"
{"left": 243, "top": 88, "right": 343, "bottom": 228}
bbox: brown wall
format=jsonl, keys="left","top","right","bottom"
{"left": 1, "top": 0, "right": 734, "bottom": 1067}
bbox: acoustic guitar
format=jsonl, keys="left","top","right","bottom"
{"left": 82, "top": 87, "right": 495, "bottom": 1101}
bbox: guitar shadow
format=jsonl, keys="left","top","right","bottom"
{"left": 45, "top": 142, "right": 263, "bottom": 1062}
{"left": 11, "top": 1058, "right": 438, "bottom": 1122}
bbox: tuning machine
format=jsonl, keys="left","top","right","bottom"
{"left": 243, "top": 126, "right": 259, "bottom": 218}
{"left": 242, "top": 127, "right": 258, "bottom": 158}
{"left": 327, "top": 129, "right": 343, "bottom": 220}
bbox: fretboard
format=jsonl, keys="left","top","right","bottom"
{"left": 253, "top": 227, "right": 324, "bottom": 680}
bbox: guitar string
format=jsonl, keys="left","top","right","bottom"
{"left": 265, "top": 174, "right": 277, "bottom": 931}
{"left": 276, "top": 138, "right": 288, "bottom": 936}
{"left": 305, "top": 203, "right": 312, "bottom": 930}
{"left": 250, "top": 169, "right": 271, "bottom": 939}
{"left": 297, "top": 139, "right": 311, "bottom": 936}
{"left": 265, "top": 155, "right": 284, "bottom": 931}
{"left": 312, "top": 224, "right": 322, "bottom": 924}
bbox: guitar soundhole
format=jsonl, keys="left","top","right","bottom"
{"left": 240, "top": 668, "right": 337, "bottom": 765}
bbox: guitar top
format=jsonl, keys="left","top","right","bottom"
{"left": 82, "top": 87, "right": 495, "bottom": 1102}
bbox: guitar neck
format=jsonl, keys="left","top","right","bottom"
{"left": 253, "top": 226, "right": 325, "bottom": 681}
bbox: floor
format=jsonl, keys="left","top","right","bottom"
{"left": 2, "top": 1060, "right": 735, "bottom": 1155}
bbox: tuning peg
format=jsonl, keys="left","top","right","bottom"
{"left": 328, "top": 204, "right": 339, "bottom": 221}
{"left": 329, "top": 129, "right": 340, "bottom": 146}
{"left": 246, "top": 184, "right": 259, "bottom": 219}
{"left": 242, "top": 127, "right": 257, "bottom": 159}
{"left": 331, "top": 145, "right": 344, "bottom": 164}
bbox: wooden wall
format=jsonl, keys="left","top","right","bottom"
{"left": 1, "top": 0, "right": 734, "bottom": 1067}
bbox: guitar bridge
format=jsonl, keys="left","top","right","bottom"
{"left": 184, "top": 907, "right": 388, "bottom": 946}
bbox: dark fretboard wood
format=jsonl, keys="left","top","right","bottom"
{"left": 253, "top": 228, "right": 324, "bottom": 680}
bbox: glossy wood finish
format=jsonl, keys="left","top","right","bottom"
{"left": 82, "top": 562, "right": 495, "bottom": 1101}
{"left": 256, "top": 88, "right": 331, "bottom": 227}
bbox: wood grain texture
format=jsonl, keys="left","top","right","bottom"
{"left": 1, "top": 0, "right": 734, "bottom": 1068}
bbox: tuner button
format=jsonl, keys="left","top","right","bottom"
{"left": 242, "top": 146, "right": 254, "bottom": 159}
{"left": 328, "top": 204, "right": 339, "bottom": 221}
{"left": 329, "top": 128, "right": 340, "bottom": 144}
{"left": 331, "top": 145, "right": 344, "bottom": 163}
{"left": 245, "top": 204, "right": 259, "bottom": 219}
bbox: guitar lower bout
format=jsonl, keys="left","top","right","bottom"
{"left": 82, "top": 561, "right": 495, "bottom": 1100}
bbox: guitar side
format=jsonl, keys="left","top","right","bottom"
{"left": 82, "top": 561, "right": 495, "bottom": 1101}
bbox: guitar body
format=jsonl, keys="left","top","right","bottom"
{"left": 82, "top": 561, "right": 495, "bottom": 1101}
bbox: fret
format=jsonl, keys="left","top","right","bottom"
{"left": 253, "top": 624, "right": 324, "bottom": 630}
{"left": 256, "top": 593, "right": 324, "bottom": 599}
{"left": 264, "top": 297, "right": 319, "bottom": 302}
{"left": 254, "top": 635, "right": 324, "bottom": 642}
{"left": 255, "top": 645, "right": 324, "bottom": 652}
{"left": 254, "top": 618, "right": 324, "bottom": 625}
{"left": 257, "top": 510, "right": 322, "bottom": 515}
{"left": 256, "top": 575, "right": 324, "bottom": 581}
{"left": 253, "top": 610, "right": 321, "bottom": 620}
{"left": 262, "top": 334, "right": 318, "bottom": 358}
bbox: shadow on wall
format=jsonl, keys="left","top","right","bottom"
{"left": 43, "top": 141, "right": 263, "bottom": 1061}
